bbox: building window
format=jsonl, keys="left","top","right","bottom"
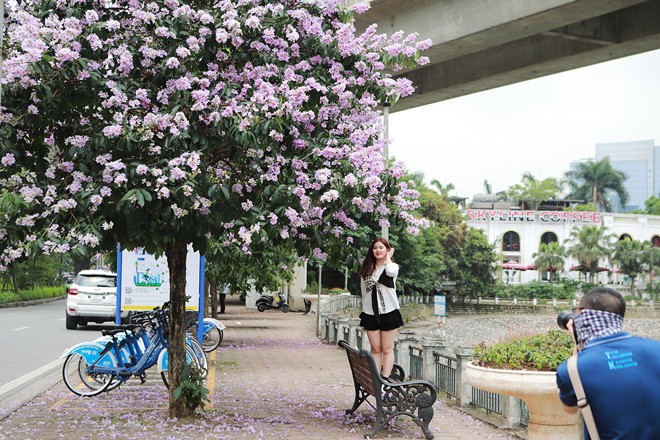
{"left": 652, "top": 236, "right": 660, "bottom": 247}
{"left": 503, "top": 231, "right": 520, "bottom": 252}
{"left": 540, "top": 232, "right": 558, "bottom": 245}
{"left": 619, "top": 234, "right": 632, "bottom": 241}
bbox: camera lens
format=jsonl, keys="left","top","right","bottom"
{"left": 557, "top": 310, "right": 576, "bottom": 330}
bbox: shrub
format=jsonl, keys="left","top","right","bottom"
{"left": 0, "top": 286, "right": 66, "bottom": 304}
{"left": 472, "top": 330, "right": 574, "bottom": 371}
{"left": 173, "top": 363, "right": 209, "bottom": 413}
{"left": 496, "top": 281, "right": 573, "bottom": 300}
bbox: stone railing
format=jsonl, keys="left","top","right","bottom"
{"left": 316, "top": 294, "right": 657, "bottom": 318}
{"left": 324, "top": 313, "right": 532, "bottom": 430}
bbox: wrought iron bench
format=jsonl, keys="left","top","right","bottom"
{"left": 338, "top": 340, "right": 437, "bottom": 439}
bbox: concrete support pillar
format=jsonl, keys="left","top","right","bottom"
{"left": 503, "top": 396, "right": 522, "bottom": 428}
{"left": 422, "top": 336, "right": 445, "bottom": 384}
{"left": 356, "top": 327, "right": 371, "bottom": 351}
{"left": 394, "top": 330, "right": 417, "bottom": 377}
{"left": 454, "top": 346, "right": 473, "bottom": 407}
{"left": 320, "top": 313, "right": 329, "bottom": 341}
{"left": 337, "top": 317, "right": 350, "bottom": 344}
{"left": 348, "top": 318, "right": 361, "bottom": 348}
{"left": 286, "top": 261, "right": 307, "bottom": 312}
{"left": 327, "top": 313, "right": 339, "bottom": 343}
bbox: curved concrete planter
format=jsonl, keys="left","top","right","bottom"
{"left": 465, "top": 362, "right": 578, "bottom": 440}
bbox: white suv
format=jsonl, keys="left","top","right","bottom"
{"left": 65, "top": 270, "right": 128, "bottom": 329}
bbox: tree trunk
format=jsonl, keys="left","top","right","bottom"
{"left": 73, "top": 254, "right": 92, "bottom": 276}
{"left": 208, "top": 274, "right": 218, "bottom": 320}
{"left": 592, "top": 184, "right": 598, "bottom": 209}
{"left": 165, "top": 241, "right": 193, "bottom": 418}
{"left": 11, "top": 264, "right": 19, "bottom": 295}
{"left": 631, "top": 277, "right": 636, "bottom": 297}
{"left": 32, "top": 255, "right": 37, "bottom": 290}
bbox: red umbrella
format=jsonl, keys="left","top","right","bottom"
{"left": 502, "top": 262, "right": 528, "bottom": 271}
{"left": 526, "top": 264, "right": 560, "bottom": 272}
{"left": 569, "top": 265, "right": 609, "bottom": 273}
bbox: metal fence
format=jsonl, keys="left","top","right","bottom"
{"left": 471, "top": 387, "right": 502, "bottom": 415}
{"left": 409, "top": 346, "right": 423, "bottom": 380}
{"left": 434, "top": 352, "right": 457, "bottom": 398}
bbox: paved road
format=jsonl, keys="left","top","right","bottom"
{"left": 0, "top": 299, "right": 117, "bottom": 386}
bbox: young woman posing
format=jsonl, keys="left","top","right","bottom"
{"left": 358, "top": 237, "right": 404, "bottom": 378}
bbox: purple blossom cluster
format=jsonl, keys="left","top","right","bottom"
{"left": 0, "top": 0, "right": 431, "bottom": 264}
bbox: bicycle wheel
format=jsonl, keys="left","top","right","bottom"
{"left": 160, "top": 345, "right": 205, "bottom": 389}
{"left": 187, "top": 337, "right": 209, "bottom": 377}
{"left": 202, "top": 326, "right": 222, "bottom": 352}
{"left": 62, "top": 353, "right": 113, "bottom": 397}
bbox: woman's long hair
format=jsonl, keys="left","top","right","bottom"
{"left": 358, "top": 237, "right": 392, "bottom": 278}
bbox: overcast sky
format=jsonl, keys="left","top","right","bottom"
{"left": 388, "top": 48, "right": 660, "bottom": 199}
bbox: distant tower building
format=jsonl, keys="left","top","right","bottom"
{"left": 595, "top": 139, "right": 659, "bottom": 212}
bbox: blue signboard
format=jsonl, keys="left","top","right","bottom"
{"left": 434, "top": 294, "right": 446, "bottom": 317}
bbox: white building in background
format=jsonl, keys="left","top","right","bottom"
{"left": 465, "top": 208, "right": 660, "bottom": 284}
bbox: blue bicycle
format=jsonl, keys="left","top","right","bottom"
{"left": 61, "top": 303, "right": 206, "bottom": 396}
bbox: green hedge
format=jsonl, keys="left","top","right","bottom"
{"left": 472, "top": 330, "right": 574, "bottom": 371}
{"left": 495, "top": 281, "right": 575, "bottom": 300}
{"left": 0, "top": 286, "right": 66, "bottom": 305}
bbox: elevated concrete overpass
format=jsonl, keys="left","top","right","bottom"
{"left": 351, "top": 0, "right": 660, "bottom": 112}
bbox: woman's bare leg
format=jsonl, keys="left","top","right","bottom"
{"left": 367, "top": 330, "right": 383, "bottom": 374}
{"left": 380, "top": 329, "right": 398, "bottom": 377}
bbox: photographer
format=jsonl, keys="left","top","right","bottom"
{"left": 556, "top": 287, "right": 660, "bottom": 439}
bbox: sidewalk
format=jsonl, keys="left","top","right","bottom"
{"left": 0, "top": 298, "right": 520, "bottom": 439}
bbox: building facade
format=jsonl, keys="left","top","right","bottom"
{"left": 595, "top": 139, "right": 659, "bottom": 212}
{"left": 466, "top": 208, "right": 660, "bottom": 284}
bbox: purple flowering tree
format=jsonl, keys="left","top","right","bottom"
{"left": 0, "top": 0, "right": 430, "bottom": 416}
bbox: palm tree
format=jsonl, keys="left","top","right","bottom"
{"left": 565, "top": 157, "right": 628, "bottom": 212}
{"left": 483, "top": 179, "right": 492, "bottom": 195}
{"left": 430, "top": 179, "right": 455, "bottom": 197}
{"left": 612, "top": 238, "right": 645, "bottom": 296}
{"left": 508, "top": 172, "right": 561, "bottom": 210}
{"left": 532, "top": 242, "right": 565, "bottom": 284}
{"left": 640, "top": 242, "right": 660, "bottom": 297}
{"left": 565, "top": 225, "right": 614, "bottom": 283}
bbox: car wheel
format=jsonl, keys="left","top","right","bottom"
{"left": 65, "top": 312, "right": 78, "bottom": 330}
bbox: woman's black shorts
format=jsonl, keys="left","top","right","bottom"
{"left": 359, "top": 309, "right": 404, "bottom": 331}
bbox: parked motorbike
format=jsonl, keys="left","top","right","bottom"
{"left": 256, "top": 292, "right": 290, "bottom": 313}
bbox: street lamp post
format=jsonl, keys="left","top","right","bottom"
{"left": 380, "top": 79, "right": 399, "bottom": 241}
{"left": 381, "top": 102, "right": 391, "bottom": 240}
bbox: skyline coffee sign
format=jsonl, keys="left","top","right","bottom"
{"left": 466, "top": 209, "right": 602, "bottom": 224}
